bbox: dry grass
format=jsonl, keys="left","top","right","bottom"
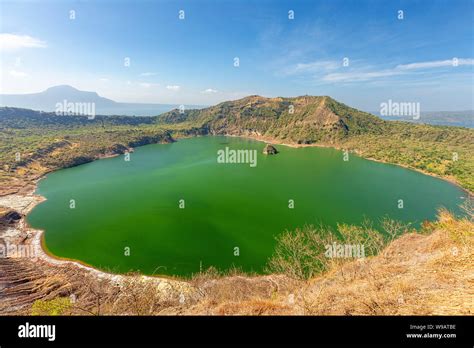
{"left": 1, "top": 209, "right": 472, "bottom": 316}
{"left": 179, "top": 209, "right": 473, "bottom": 315}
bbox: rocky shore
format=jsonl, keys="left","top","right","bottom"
{"left": 0, "top": 190, "right": 195, "bottom": 314}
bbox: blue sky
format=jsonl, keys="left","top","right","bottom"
{"left": 1, "top": 0, "right": 473, "bottom": 111}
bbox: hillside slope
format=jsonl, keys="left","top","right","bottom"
{"left": 0, "top": 107, "right": 174, "bottom": 196}
{"left": 181, "top": 210, "right": 473, "bottom": 315}
{"left": 1, "top": 204, "right": 472, "bottom": 315}
{"left": 1, "top": 95, "right": 473, "bottom": 195}
{"left": 159, "top": 95, "right": 387, "bottom": 143}
{"left": 158, "top": 95, "right": 474, "bottom": 191}
{"left": 0, "top": 98, "right": 472, "bottom": 316}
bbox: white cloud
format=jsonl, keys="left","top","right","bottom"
{"left": 0, "top": 34, "right": 47, "bottom": 51}
{"left": 201, "top": 88, "right": 218, "bottom": 94}
{"left": 140, "top": 72, "right": 156, "bottom": 76}
{"left": 139, "top": 82, "right": 152, "bottom": 88}
{"left": 284, "top": 60, "right": 339, "bottom": 75}
{"left": 99, "top": 78, "right": 109, "bottom": 82}
{"left": 321, "top": 58, "right": 474, "bottom": 83}
{"left": 166, "top": 85, "right": 180, "bottom": 91}
{"left": 396, "top": 58, "right": 474, "bottom": 70}
{"left": 9, "top": 69, "right": 28, "bottom": 77}
{"left": 322, "top": 70, "right": 399, "bottom": 82}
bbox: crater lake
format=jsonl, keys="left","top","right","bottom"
{"left": 27, "top": 136, "right": 465, "bottom": 277}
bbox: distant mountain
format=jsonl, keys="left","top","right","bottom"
{"left": 0, "top": 85, "right": 203, "bottom": 116}
{"left": 376, "top": 110, "right": 473, "bottom": 128}
{"left": 158, "top": 95, "right": 387, "bottom": 143}
{"left": 0, "top": 85, "right": 116, "bottom": 110}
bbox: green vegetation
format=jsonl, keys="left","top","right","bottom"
{"left": 0, "top": 107, "right": 180, "bottom": 195}
{"left": 267, "top": 201, "right": 472, "bottom": 282}
{"left": 340, "top": 124, "right": 473, "bottom": 192}
{"left": 0, "top": 98, "right": 470, "bottom": 315}
{"left": 1, "top": 94, "right": 473, "bottom": 196}
{"left": 158, "top": 95, "right": 474, "bottom": 192}
{"left": 31, "top": 297, "right": 72, "bottom": 315}
{"left": 157, "top": 95, "right": 386, "bottom": 142}
{"left": 21, "top": 207, "right": 473, "bottom": 315}
{"left": 266, "top": 218, "right": 409, "bottom": 280}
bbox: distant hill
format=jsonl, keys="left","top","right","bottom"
{"left": 156, "top": 95, "right": 473, "bottom": 191}
{"left": 158, "top": 95, "right": 388, "bottom": 144}
{"left": 0, "top": 85, "right": 116, "bottom": 110}
{"left": 1, "top": 94, "right": 473, "bottom": 193}
{"left": 0, "top": 85, "right": 203, "bottom": 116}
{"left": 377, "top": 110, "right": 474, "bottom": 128}
{"left": 0, "top": 106, "right": 160, "bottom": 128}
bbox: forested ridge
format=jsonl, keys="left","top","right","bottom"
{"left": 1, "top": 95, "right": 472, "bottom": 196}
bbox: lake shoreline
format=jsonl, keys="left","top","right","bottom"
{"left": 0, "top": 134, "right": 470, "bottom": 282}
{"left": 223, "top": 133, "right": 473, "bottom": 197}
{"left": 0, "top": 185, "right": 192, "bottom": 287}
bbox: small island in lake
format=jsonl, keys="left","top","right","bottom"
{"left": 263, "top": 144, "right": 278, "bottom": 155}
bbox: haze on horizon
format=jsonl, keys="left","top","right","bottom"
{"left": 0, "top": 0, "right": 473, "bottom": 112}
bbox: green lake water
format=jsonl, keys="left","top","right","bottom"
{"left": 27, "top": 136, "right": 465, "bottom": 277}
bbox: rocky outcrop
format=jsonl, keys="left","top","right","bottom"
{"left": 128, "top": 132, "right": 175, "bottom": 147}
{"left": 263, "top": 144, "right": 278, "bottom": 155}
{"left": 108, "top": 143, "right": 130, "bottom": 155}
{"left": 63, "top": 156, "right": 95, "bottom": 168}
{"left": 0, "top": 210, "right": 22, "bottom": 227}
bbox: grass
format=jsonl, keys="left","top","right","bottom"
{"left": 1, "top": 104, "right": 473, "bottom": 195}
{"left": 0, "top": 105, "right": 472, "bottom": 315}
{"left": 187, "top": 208, "right": 473, "bottom": 315}
{"left": 12, "top": 207, "right": 471, "bottom": 316}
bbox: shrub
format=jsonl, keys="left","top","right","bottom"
{"left": 31, "top": 297, "right": 72, "bottom": 316}
{"left": 266, "top": 219, "right": 407, "bottom": 281}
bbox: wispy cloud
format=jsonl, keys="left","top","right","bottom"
{"left": 201, "top": 88, "right": 218, "bottom": 94}
{"left": 166, "top": 85, "right": 180, "bottom": 91}
{"left": 322, "top": 70, "right": 399, "bottom": 82}
{"left": 319, "top": 58, "right": 474, "bottom": 83}
{"left": 139, "top": 72, "right": 156, "bottom": 77}
{"left": 0, "top": 34, "right": 47, "bottom": 51}
{"left": 283, "top": 60, "right": 339, "bottom": 76}
{"left": 396, "top": 58, "right": 474, "bottom": 70}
